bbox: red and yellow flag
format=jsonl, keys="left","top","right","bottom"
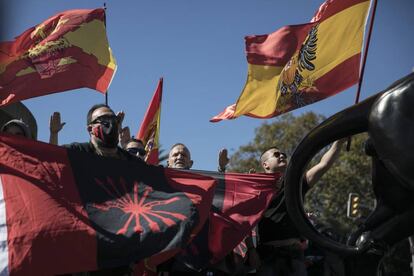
{"left": 0, "top": 8, "right": 116, "bottom": 106}
{"left": 211, "top": 0, "right": 370, "bottom": 122}
{"left": 136, "top": 78, "right": 163, "bottom": 165}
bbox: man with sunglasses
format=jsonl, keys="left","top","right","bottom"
{"left": 64, "top": 104, "right": 144, "bottom": 275}
{"left": 256, "top": 140, "right": 345, "bottom": 276}
{"left": 65, "top": 104, "right": 135, "bottom": 162}
{"left": 125, "top": 138, "right": 147, "bottom": 161}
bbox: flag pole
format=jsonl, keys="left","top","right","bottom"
{"left": 354, "top": 0, "right": 378, "bottom": 105}
{"left": 103, "top": 2, "right": 109, "bottom": 106}
{"left": 347, "top": 0, "right": 378, "bottom": 151}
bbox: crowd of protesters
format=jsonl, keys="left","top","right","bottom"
{"left": 1, "top": 104, "right": 350, "bottom": 276}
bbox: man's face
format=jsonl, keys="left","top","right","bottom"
{"left": 262, "top": 148, "right": 288, "bottom": 173}
{"left": 4, "top": 124, "right": 25, "bottom": 137}
{"left": 88, "top": 106, "right": 120, "bottom": 147}
{"left": 126, "top": 141, "right": 147, "bottom": 160}
{"left": 167, "top": 145, "right": 193, "bottom": 169}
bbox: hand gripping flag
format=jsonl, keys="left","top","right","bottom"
{"left": 0, "top": 8, "right": 117, "bottom": 106}
{"left": 211, "top": 0, "right": 371, "bottom": 122}
{"left": 0, "top": 134, "right": 215, "bottom": 275}
{"left": 173, "top": 170, "right": 282, "bottom": 270}
{"left": 136, "top": 78, "right": 163, "bottom": 165}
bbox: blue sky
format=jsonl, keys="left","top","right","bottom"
{"left": 2, "top": 0, "right": 413, "bottom": 170}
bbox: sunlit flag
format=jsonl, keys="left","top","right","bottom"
{"left": 211, "top": 0, "right": 371, "bottom": 122}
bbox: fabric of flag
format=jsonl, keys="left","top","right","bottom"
{"left": 0, "top": 134, "right": 215, "bottom": 275}
{"left": 174, "top": 170, "right": 282, "bottom": 270}
{"left": 136, "top": 78, "right": 163, "bottom": 165}
{"left": 211, "top": 0, "right": 370, "bottom": 122}
{"left": 0, "top": 8, "right": 116, "bottom": 106}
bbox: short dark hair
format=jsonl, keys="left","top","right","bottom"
{"left": 260, "top": 147, "right": 279, "bottom": 163}
{"left": 86, "top": 104, "right": 111, "bottom": 125}
{"left": 127, "top": 138, "right": 145, "bottom": 146}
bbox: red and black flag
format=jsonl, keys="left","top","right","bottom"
{"left": 175, "top": 170, "right": 282, "bottom": 270}
{"left": 0, "top": 134, "right": 215, "bottom": 275}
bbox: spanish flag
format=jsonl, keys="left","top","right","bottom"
{"left": 0, "top": 8, "right": 116, "bottom": 106}
{"left": 211, "top": 0, "right": 370, "bottom": 122}
{"left": 136, "top": 78, "right": 163, "bottom": 165}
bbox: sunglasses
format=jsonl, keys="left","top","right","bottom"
{"left": 272, "top": 151, "right": 287, "bottom": 159}
{"left": 127, "top": 147, "right": 147, "bottom": 157}
{"left": 90, "top": 115, "right": 119, "bottom": 125}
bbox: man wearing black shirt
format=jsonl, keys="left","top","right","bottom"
{"left": 65, "top": 104, "right": 135, "bottom": 162}
{"left": 64, "top": 104, "right": 140, "bottom": 276}
{"left": 257, "top": 140, "right": 344, "bottom": 276}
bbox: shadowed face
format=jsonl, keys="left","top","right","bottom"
{"left": 126, "top": 140, "right": 146, "bottom": 160}
{"left": 3, "top": 124, "right": 26, "bottom": 137}
{"left": 88, "top": 107, "right": 120, "bottom": 148}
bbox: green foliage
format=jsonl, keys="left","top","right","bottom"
{"left": 229, "top": 111, "right": 412, "bottom": 271}
{"left": 229, "top": 112, "right": 325, "bottom": 173}
{"left": 304, "top": 133, "right": 374, "bottom": 234}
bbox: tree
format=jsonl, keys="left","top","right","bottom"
{"left": 229, "top": 112, "right": 325, "bottom": 173}
{"left": 304, "top": 133, "right": 374, "bottom": 234}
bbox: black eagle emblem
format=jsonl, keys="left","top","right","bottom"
{"left": 277, "top": 24, "right": 319, "bottom": 107}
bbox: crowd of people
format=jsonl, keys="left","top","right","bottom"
{"left": 1, "top": 103, "right": 347, "bottom": 276}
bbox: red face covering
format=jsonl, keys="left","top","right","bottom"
{"left": 91, "top": 119, "right": 119, "bottom": 148}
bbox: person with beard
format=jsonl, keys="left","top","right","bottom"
{"left": 64, "top": 104, "right": 139, "bottom": 276}
{"left": 65, "top": 104, "right": 134, "bottom": 162}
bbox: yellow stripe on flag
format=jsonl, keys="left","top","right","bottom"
{"left": 235, "top": 64, "right": 283, "bottom": 118}
{"left": 64, "top": 19, "right": 116, "bottom": 70}
{"left": 309, "top": 1, "right": 369, "bottom": 80}
{"left": 225, "top": 0, "right": 371, "bottom": 120}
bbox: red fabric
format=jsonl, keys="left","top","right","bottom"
{"left": 210, "top": 104, "right": 236, "bottom": 123}
{"left": 311, "top": 0, "right": 368, "bottom": 22}
{"left": 208, "top": 172, "right": 281, "bottom": 263}
{"left": 246, "top": 23, "right": 314, "bottom": 67}
{"left": 0, "top": 8, "right": 115, "bottom": 106}
{"left": 0, "top": 135, "right": 97, "bottom": 275}
{"left": 0, "top": 46, "right": 114, "bottom": 105}
{"left": 136, "top": 78, "right": 163, "bottom": 165}
{"left": 245, "top": 0, "right": 368, "bottom": 67}
{"left": 0, "top": 134, "right": 215, "bottom": 275}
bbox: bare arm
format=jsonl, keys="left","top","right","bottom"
{"left": 305, "top": 139, "right": 345, "bottom": 187}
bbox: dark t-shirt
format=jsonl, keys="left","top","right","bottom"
{"left": 258, "top": 177, "right": 309, "bottom": 243}
{"left": 64, "top": 142, "right": 137, "bottom": 162}
{"left": 62, "top": 142, "right": 139, "bottom": 276}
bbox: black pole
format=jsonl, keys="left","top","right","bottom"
{"left": 347, "top": 0, "right": 378, "bottom": 151}
{"left": 103, "top": 2, "right": 108, "bottom": 106}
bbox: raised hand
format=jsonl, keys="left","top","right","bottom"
{"left": 49, "top": 112, "right": 65, "bottom": 134}
{"left": 49, "top": 112, "right": 65, "bottom": 145}
{"left": 119, "top": 126, "right": 131, "bottom": 149}
{"left": 116, "top": 111, "right": 125, "bottom": 132}
{"left": 218, "top": 148, "right": 230, "bottom": 172}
